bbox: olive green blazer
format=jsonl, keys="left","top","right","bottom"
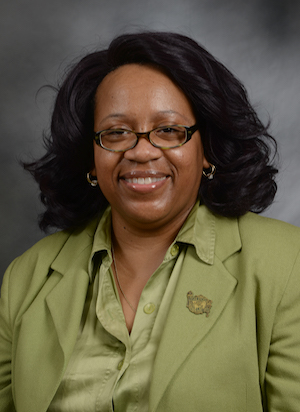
{"left": 1, "top": 207, "right": 300, "bottom": 412}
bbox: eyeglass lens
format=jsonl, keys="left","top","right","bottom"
{"left": 100, "top": 126, "right": 187, "bottom": 151}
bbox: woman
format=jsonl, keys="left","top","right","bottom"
{"left": 0, "top": 32, "right": 300, "bottom": 412}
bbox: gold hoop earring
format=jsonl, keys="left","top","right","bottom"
{"left": 87, "top": 172, "right": 98, "bottom": 187}
{"left": 202, "top": 164, "right": 216, "bottom": 180}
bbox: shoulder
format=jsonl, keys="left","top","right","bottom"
{"left": 214, "top": 210, "right": 300, "bottom": 257}
{"left": 233, "top": 214, "right": 300, "bottom": 298}
{"left": 213, "top": 210, "right": 300, "bottom": 286}
{"left": 1, "top": 230, "right": 72, "bottom": 309}
{"left": 2, "top": 218, "right": 99, "bottom": 294}
{"left": 238, "top": 212, "right": 300, "bottom": 257}
{"left": 212, "top": 208, "right": 300, "bottom": 262}
{"left": 9, "top": 216, "right": 100, "bottom": 266}
{"left": 6, "top": 229, "right": 73, "bottom": 278}
{"left": 1, "top": 218, "right": 99, "bottom": 324}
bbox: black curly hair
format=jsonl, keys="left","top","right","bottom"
{"left": 24, "top": 31, "right": 278, "bottom": 231}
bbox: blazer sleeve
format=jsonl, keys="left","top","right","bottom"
{"left": 0, "top": 260, "right": 17, "bottom": 412}
{"left": 265, "top": 249, "right": 300, "bottom": 411}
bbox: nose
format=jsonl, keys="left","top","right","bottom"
{"left": 124, "top": 133, "right": 162, "bottom": 163}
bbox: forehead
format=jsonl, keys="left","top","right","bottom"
{"left": 94, "top": 64, "right": 195, "bottom": 122}
{"left": 97, "top": 63, "right": 176, "bottom": 91}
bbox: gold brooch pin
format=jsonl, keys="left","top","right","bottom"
{"left": 186, "top": 291, "right": 212, "bottom": 317}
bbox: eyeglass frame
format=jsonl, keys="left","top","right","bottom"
{"left": 94, "top": 124, "right": 199, "bottom": 152}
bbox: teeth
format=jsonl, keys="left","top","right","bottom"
{"left": 125, "top": 176, "right": 166, "bottom": 184}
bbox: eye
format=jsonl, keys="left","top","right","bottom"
{"left": 154, "top": 126, "right": 185, "bottom": 140}
{"left": 101, "top": 129, "right": 133, "bottom": 139}
{"left": 158, "top": 126, "right": 178, "bottom": 134}
{"left": 105, "top": 129, "right": 129, "bottom": 135}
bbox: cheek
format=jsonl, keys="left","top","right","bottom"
{"left": 93, "top": 145, "right": 116, "bottom": 175}
{"left": 91, "top": 152, "right": 110, "bottom": 189}
{"left": 180, "top": 146, "right": 204, "bottom": 188}
{"left": 173, "top": 143, "right": 203, "bottom": 174}
{"left": 94, "top": 164, "right": 116, "bottom": 205}
{"left": 92, "top": 147, "right": 123, "bottom": 195}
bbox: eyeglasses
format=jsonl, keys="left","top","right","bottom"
{"left": 94, "top": 124, "right": 198, "bottom": 152}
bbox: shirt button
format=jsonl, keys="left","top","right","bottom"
{"left": 143, "top": 303, "right": 156, "bottom": 314}
{"left": 117, "top": 360, "right": 124, "bottom": 370}
{"left": 170, "top": 244, "right": 179, "bottom": 256}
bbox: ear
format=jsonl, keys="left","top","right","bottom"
{"left": 89, "top": 166, "right": 97, "bottom": 177}
{"left": 203, "top": 156, "right": 210, "bottom": 169}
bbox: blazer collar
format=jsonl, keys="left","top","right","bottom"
{"left": 14, "top": 218, "right": 100, "bottom": 412}
{"left": 50, "top": 217, "right": 100, "bottom": 275}
{"left": 149, "top": 210, "right": 242, "bottom": 411}
{"left": 46, "top": 216, "right": 101, "bottom": 357}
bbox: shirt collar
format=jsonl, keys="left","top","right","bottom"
{"left": 176, "top": 201, "right": 215, "bottom": 265}
{"left": 88, "top": 207, "right": 112, "bottom": 281}
{"left": 88, "top": 202, "right": 217, "bottom": 281}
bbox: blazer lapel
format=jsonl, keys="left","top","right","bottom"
{"left": 150, "top": 213, "right": 241, "bottom": 411}
{"left": 14, "top": 223, "right": 97, "bottom": 412}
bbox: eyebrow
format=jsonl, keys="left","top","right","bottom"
{"left": 98, "top": 110, "right": 192, "bottom": 123}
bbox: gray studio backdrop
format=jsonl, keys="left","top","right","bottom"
{"left": 1, "top": 0, "right": 300, "bottom": 284}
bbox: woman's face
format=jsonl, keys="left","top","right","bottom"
{"left": 92, "top": 64, "right": 209, "bottom": 231}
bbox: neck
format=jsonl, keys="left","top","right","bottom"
{"left": 109, "top": 205, "right": 194, "bottom": 333}
{"left": 110, "top": 204, "right": 194, "bottom": 279}
{"left": 113, "top": 206, "right": 191, "bottom": 252}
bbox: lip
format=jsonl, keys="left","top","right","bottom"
{"left": 120, "top": 170, "right": 168, "bottom": 178}
{"left": 119, "top": 170, "right": 170, "bottom": 193}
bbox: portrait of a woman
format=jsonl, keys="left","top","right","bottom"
{"left": 0, "top": 31, "right": 300, "bottom": 412}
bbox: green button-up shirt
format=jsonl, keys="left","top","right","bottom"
{"left": 48, "top": 202, "right": 213, "bottom": 412}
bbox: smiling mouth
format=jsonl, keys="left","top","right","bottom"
{"left": 124, "top": 176, "right": 167, "bottom": 185}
